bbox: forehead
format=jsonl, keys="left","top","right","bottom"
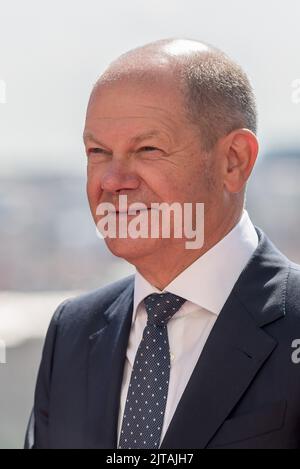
{"left": 84, "top": 79, "right": 189, "bottom": 144}
{"left": 86, "top": 79, "right": 185, "bottom": 123}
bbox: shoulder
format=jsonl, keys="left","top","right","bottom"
{"left": 288, "top": 261, "right": 300, "bottom": 275}
{"left": 50, "top": 274, "right": 134, "bottom": 332}
{"left": 286, "top": 262, "right": 300, "bottom": 312}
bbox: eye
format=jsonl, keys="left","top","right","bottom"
{"left": 88, "top": 148, "right": 108, "bottom": 155}
{"left": 138, "top": 146, "right": 161, "bottom": 153}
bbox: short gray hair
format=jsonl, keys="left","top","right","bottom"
{"left": 180, "top": 49, "right": 257, "bottom": 151}
{"left": 96, "top": 39, "right": 258, "bottom": 152}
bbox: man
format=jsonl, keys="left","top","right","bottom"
{"left": 25, "top": 38, "right": 300, "bottom": 449}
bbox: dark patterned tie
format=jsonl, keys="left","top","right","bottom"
{"left": 118, "top": 292, "right": 186, "bottom": 449}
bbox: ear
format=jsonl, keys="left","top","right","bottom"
{"left": 220, "top": 129, "right": 259, "bottom": 194}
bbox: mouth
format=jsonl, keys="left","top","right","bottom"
{"left": 110, "top": 208, "right": 151, "bottom": 215}
{"left": 117, "top": 210, "right": 149, "bottom": 218}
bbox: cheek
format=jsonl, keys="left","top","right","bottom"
{"left": 150, "top": 179, "right": 177, "bottom": 202}
{"left": 156, "top": 172, "right": 193, "bottom": 202}
{"left": 140, "top": 166, "right": 183, "bottom": 201}
{"left": 186, "top": 160, "right": 219, "bottom": 198}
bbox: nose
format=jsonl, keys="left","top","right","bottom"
{"left": 100, "top": 160, "right": 140, "bottom": 194}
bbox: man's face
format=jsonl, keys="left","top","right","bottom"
{"left": 84, "top": 79, "right": 222, "bottom": 263}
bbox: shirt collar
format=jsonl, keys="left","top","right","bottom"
{"left": 133, "top": 209, "right": 258, "bottom": 322}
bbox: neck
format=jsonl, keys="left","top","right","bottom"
{"left": 134, "top": 209, "right": 243, "bottom": 290}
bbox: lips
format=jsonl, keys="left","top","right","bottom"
{"left": 108, "top": 207, "right": 150, "bottom": 214}
{"left": 116, "top": 208, "right": 150, "bottom": 215}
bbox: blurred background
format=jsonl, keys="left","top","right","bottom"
{"left": 0, "top": 0, "right": 300, "bottom": 449}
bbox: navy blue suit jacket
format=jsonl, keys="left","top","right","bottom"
{"left": 25, "top": 228, "right": 300, "bottom": 448}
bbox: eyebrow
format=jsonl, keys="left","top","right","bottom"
{"left": 83, "top": 130, "right": 162, "bottom": 146}
{"left": 83, "top": 133, "right": 105, "bottom": 146}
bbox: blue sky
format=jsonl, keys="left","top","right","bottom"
{"left": 0, "top": 0, "right": 299, "bottom": 175}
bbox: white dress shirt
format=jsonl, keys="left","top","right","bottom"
{"left": 117, "top": 210, "right": 258, "bottom": 445}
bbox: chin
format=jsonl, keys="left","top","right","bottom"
{"left": 104, "top": 237, "right": 160, "bottom": 262}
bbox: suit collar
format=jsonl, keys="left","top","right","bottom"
{"left": 232, "top": 226, "right": 289, "bottom": 327}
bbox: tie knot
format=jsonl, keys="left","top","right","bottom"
{"left": 143, "top": 292, "right": 186, "bottom": 327}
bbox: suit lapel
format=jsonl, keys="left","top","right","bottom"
{"left": 86, "top": 279, "right": 134, "bottom": 448}
{"left": 160, "top": 293, "right": 277, "bottom": 449}
{"left": 160, "top": 228, "right": 289, "bottom": 449}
